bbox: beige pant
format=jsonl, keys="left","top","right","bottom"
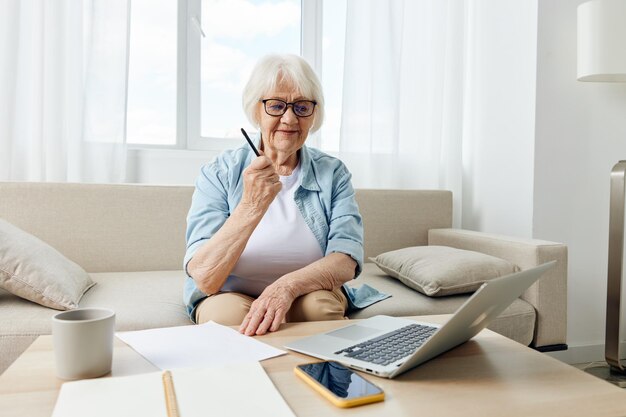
{"left": 195, "top": 287, "right": 348, "bottom": 325}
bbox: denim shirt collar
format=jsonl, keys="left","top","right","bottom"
{"left": 298, "top": 143, "right": 321, "bottom": 192}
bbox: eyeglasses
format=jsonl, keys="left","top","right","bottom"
{"left": 261, "top": 99, "right": 317, "bottom": 117}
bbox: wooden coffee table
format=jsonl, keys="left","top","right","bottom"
{"left": 2, "top": 315, "right": 626, "bottom": 417}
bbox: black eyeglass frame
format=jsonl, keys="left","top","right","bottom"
{"left": 260, "top": 99, "right": 317, "bottom": 117}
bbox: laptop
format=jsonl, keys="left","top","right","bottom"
{"left": 285, "top": 261, "right": 555, "bottom": 379}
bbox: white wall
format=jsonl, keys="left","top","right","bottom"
{"left": 126, "top": 149, "right": 445, "bottom": 189}
{"left": 461, "top": 0, "right": 537, "bottom": 238}
{"left": 535, "top": 0, "right": 626, "bottom": 362}
{"left": 453, "top": 0, "right": 626, "bottom": 362}
{"left": 127, "top": 148, "right": 217, "bottom": 185}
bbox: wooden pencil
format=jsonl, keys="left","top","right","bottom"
{"left": 162, "top": 370, "right": 180, "bottom": 417}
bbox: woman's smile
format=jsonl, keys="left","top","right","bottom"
{"left": 276, "top": 129, "right": 298, "bottom": 136}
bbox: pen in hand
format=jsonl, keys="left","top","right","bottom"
{"left": 241, "top": 128, "right": 260, "bottom": 157}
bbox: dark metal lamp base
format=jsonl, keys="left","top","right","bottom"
{"left": 584, "top": 362, "right": 626, "bottom": 388}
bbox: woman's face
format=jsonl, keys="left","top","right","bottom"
{"left": 257, "top": 79, "right": 316, "bottom": 159}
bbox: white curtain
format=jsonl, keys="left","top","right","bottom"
{"left": 338, "top": 0, "right": 467, "bottom": 226}
{"left": 0, "top": 0, "right": 130, "bottom": 183}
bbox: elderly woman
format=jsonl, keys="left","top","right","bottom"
{"left": 183, "top": 54, "right": 363, "bottom": 336}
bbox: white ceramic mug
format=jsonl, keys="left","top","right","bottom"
{"left": 52, "top": 307, "right": 115, "bottom": 380}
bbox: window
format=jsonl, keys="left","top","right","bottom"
{"left": 187, "top": 0, "right": 315, "bottom": 150}
{"left": 319, "top": 0, "right": 346, "bottom": 152}
{"left": 199, "top": 0, "right": 301, "bottom": 140}
{"left": 126, "top": 0, "right": 344, "bottom": 151}
{"left": 126, "top": 0, "right": 178, "bottom": 146}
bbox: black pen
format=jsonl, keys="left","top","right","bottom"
{"left": 241, "top": 128, "right": 260, "bottom": 157}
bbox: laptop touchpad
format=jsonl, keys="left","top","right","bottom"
{"left": 327, "top": 325, "right": 382, "bottom": 341}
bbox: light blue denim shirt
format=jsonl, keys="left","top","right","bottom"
{"left": 183, "top": 137, "right": 365, "bottom": 319}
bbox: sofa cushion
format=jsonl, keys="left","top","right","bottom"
{"left": 79, "top": 271, "right": 192, "bottom": 330}
{"left": 370, "top": 245, "right": 519, "bottom": 296}
{"left": 0, "top": 270, "right": 192, "bottom": 375}
{"left": 0, "top": 271, "right": 191, "bottom": 338}
{"left": 346, "top": 263, "right": 536, "bottom": 345}
{"left": 0, "top": 219, "right": 95, "bottom": 310}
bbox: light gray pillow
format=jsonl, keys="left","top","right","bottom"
{"left": 370, "top": 245, "right": 519, "bottom": 297}
{"left": 0, "top": 219, "right": 95, "bottom": 310}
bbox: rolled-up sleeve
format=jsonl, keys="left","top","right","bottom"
{"left": 325, "top": 168, "right": 364, "bottom": 278}
{"left": 184, "top": 163, "right": 230, "bottom": 275}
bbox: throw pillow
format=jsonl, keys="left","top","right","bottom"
{"left": 0, "top": 219, "right": 95, "bottom": 310}
{"left": 370, "top": 245, "right": 519, "bottom": 297}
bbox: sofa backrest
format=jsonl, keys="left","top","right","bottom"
{"left": 0, "top": 182, "right": 452, "bottom": 272}
{"left": 357, "top": 189, "right": 452, "bottom": 259}
{"left": 0, "top": 182, "right": 193, "bottom": 273}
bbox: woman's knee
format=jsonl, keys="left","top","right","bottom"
{"left": 288, "top": 288, "right": 347, "bottom": 322}
{"left": 195, "top": 292, "right": 253, "bottom": 325}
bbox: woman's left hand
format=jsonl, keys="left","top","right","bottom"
{"left": 239, "top": 282, "right": 295, "bottom": 336}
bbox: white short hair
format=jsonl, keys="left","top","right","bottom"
{"left": 242, "top": 54, "right": 324, "bottom": 133}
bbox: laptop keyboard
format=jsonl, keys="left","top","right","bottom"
{"left": 334, "top": 323, "right": 438, "bottom": 366}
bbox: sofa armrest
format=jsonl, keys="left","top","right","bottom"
{"left": 428, "top": 228, "right": 567, "bottom": 349}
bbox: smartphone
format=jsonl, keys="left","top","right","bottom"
{"left": 294, "top": 361, "right": 385, "bottom": 408}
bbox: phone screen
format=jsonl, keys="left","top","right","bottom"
{"left": 296, "top": 361, "right": 383, "bottom": 399}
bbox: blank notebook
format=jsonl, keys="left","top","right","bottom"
{"left": 52, "top": 362, "right": 295, "bottom": 417}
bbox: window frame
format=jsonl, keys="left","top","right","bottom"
{"left": 125, "top": 0, "right": 184, "bottom": 150}
{"left": 176, "top": 0, "right": 323, "bottom": 151}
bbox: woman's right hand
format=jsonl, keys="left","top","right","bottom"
{"left": 240, "top": 154, "right": 282, "bottom": 214}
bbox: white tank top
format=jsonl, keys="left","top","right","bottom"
{"left": 227, "top": 163, "right": 324, "bottom": 297}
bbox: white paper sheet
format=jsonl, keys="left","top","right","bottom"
{"left": 52, "top": 363, "right": 295, "bottom": 417}
{"left": 116, "top": 321, "right": 286, "bottom": 370}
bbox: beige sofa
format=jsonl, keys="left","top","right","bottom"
{"left": 0, "top": 182, "right": 567, "bottom": 374}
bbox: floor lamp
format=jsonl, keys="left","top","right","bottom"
{"left": 577, "top": 0, "right": 626, "bottom": 385}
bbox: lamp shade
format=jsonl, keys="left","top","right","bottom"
{"left": 577, "top": 0, "right": 626, "bottom": 82}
